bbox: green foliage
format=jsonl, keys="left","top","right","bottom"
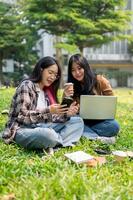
{"left": 55, "top": 43, "right": 78, "bottom": 53}
{"left": 0, "top": 2, "right": 30, "bottom": 56}
{"left": 20, "top": 0, "right": 132, "bottom": 52}
{"left": 0, "top": 88, "right": 133, "bottom": 199}
{"left": 0, "top": 1, "right": 39, "bottom": 83}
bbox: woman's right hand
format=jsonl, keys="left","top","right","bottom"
{"left": 49, "top": 104, "right": 68, "bottom": 114}
{"left": 67, "top": 102, "right": 79, "bottom": 117}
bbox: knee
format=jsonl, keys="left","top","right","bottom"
{"left": 110, "top": 120, "right": 120, "bottom": 136}
{"left": 37, "top": 128, "right": 60, "bottom": 147}
{"left": 69, "top": 116, "right": 84, "bottom": 126}
{"left": 70, "top": 117, "right": 84, "bottom": 133}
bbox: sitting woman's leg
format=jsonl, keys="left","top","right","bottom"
{"left": 14, "top": 116, "right": 84, "bottom": 149}
{"left": 37, "top": 117, "right": 83, "bottom": 147}
{"left": 91, "top": 119, "right": 120, "bottom": 137}
{"left": 14, "top": 127, "right": 63, "bottom": 150}
{"left": 57, "top": 116, "right": 84, "bottom": 147}
{"left": 83, "top": 124, "right": 99, "bottom": 139}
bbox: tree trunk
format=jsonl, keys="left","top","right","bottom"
{"left": 56, "top": 46, "right": 63, "bottom": 67}
{"left": 79, "top": 46, "right": 84, "bottom": 55}
{"left": 55, "top": 36, "right": 63, "bottom": 66}
{"left": 55, "top": 36, "right": 64, "bottom": 88}
{"left": 0, "top": 52, "right": 4, "bottom": 86}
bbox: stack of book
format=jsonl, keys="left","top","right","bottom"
{"left": 65, "top": 151, "right": 106, "bottom": 167}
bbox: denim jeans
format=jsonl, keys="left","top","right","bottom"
{"left": 83, "top": 119, "right": 120, "bottom": 139}
{"left": 14, "top": 116, "right": 84, "bottom": 150}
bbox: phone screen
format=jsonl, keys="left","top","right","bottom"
{"left": 61, "top": 97, "right": 73, "bottom": 107}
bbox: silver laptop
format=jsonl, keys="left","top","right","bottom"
{"left": 79, "top": 95, "right": 117, "bottom": 120}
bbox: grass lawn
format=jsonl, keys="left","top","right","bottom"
{"left": 0, "top": 87, "right": 133, "bottom": 200}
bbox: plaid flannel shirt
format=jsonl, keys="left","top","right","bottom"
{"left": 2, "top": 80, "right": 68, "bottom": 144}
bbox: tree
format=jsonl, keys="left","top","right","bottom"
{"left": 0, "top": 2, "right": 38, "bottom": 84}
{"left": 128, "top": 41, "right": 133, "bottom": 55}
{"left": 20, "top": 0, "right": 133, "bottom": 55}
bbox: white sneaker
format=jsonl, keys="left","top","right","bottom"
{"left": 45, "top": 147, "right": 54, "bottom": 155}
{"left": 97, "top": 136, "right": 116, "bottom": 144}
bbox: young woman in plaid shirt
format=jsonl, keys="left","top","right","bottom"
{"left": 2, "top": 56, "right": 84, "bottom": 151}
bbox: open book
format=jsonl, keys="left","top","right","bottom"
{"left": 65, "top": 151, "right": 94, "bottom": 164}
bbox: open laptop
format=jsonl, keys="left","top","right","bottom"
{"left": 79, "top": 95, "right": 117, "bottom": 120}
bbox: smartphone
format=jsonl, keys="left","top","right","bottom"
{"left": 61, "top": 97, "right": 73, "bottom": 107}
{"left": 94, "top": 148, "right": 111, "bottom": 155}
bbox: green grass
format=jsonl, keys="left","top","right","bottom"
{"left": 0, "top": 87, "right": 133, "bottom": 200}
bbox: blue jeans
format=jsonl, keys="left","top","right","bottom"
{"left": 83, "top": 119, "right": 120, "bottom": 139}
{"left": 14, "top": 116, "right": 84, "bottom": 150}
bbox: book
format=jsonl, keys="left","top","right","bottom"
{"left": 64, "top": 151, "right": 94, "bottom": 164}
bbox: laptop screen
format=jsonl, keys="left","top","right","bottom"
{"left": 79, "top": 95, "right": 117, "bottom": 120}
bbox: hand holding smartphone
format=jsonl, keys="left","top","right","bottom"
{"left": 61, "top": 97, "right": 73, "bottom": 107}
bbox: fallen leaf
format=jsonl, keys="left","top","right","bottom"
{"left": 0, "top": 193, "right": 15, "bottom": 200}
{"left": 87, "top": 156, "right": 106, "bottom": 167}
{"left": 1, "top": 110, "right": 9, "bottom": 114}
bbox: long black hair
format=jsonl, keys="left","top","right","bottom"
{"left": 30, "top": 56, "right": 61, "bottom": 102}
{"left": 68, "top": 54, "right": 97, "bottom": 98}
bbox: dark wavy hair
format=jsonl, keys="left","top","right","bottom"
{"left": 68, "top": 54, "right": 97, "bottom": 98}
{"left": 30, "top": 56, "right": 61, "bottom": 102}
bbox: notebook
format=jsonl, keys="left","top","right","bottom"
{"left": 79, "top": 95, "right": 117, "bottom": 120}
{"left": 64, "top": 151, "right": 94, "bottom": 164}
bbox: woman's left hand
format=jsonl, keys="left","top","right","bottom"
{"left": 67, "top": 102, "right": 79, "bottom": 117}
